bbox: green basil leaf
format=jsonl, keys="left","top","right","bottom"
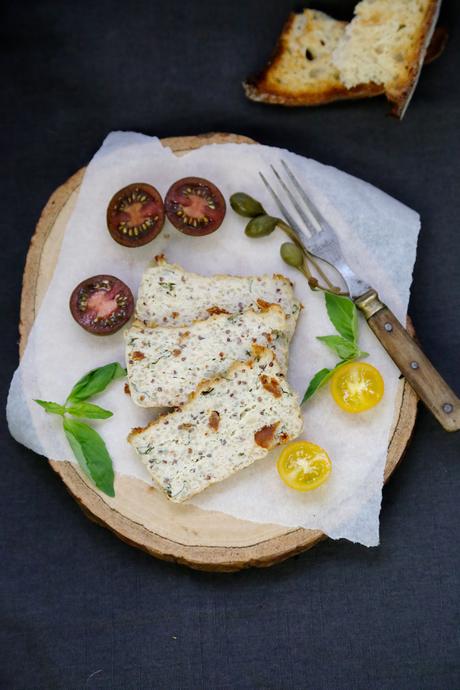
{"left": 34, "top": 400, "right": 66, "bottom": 416}
{"left": 63, "top": 418, "right": 115, "bottom": 497}
{"left": 66, "top": 402, "right": 113, "bottom": 419}
{"left": 325, "top": 292, "right": 358, "bottom": 343}
{"left": 63, "top": 419, "right": 91, "bottom": 477}
{"left": 316, "top": 335, "right": 360, "bottom": 361}
{"left": 302, "top": 360, "right": 353, "bottom": 404}
{"left": 302, "top": 368, "right": 333, "bottom": 403}
{"left": 66, "top": 362, "right": 126, "bottom": 403}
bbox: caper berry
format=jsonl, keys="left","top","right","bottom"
{"left": 230, "top": 193, "right": 265, "bottom": 218}
{"left": 245, "top": 214, "right": 279, "bottom": 238}
{"left": 280, "top": 242, "right": 305, "bottom": 269}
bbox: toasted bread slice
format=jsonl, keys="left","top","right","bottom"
{"left": 135, "top": 255, "right": 301, "bottom": 339}
{"left": 333, "top": 0, "right": 442, "bottom": 118}
{"left": 244, "top": 9, "right": 383, "bottom": 106}
{"left": 128, "top": 346, "right": 303, "bottom": 503}
{"left": 244, "top": 5, "right": 444, "bottom": 115}
{"left": 125, "top": 305, "right": 289, "bottom": 408}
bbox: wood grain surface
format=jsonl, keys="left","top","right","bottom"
{"left": 367, "top": 306, "right": 459, "bottom": 431}
{"left": 19, "top": 132, "right": 418, "bottom": 571}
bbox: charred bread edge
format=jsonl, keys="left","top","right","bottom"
{"left": 390, "top": 0, "right": 443, "bottom": 119}
{"left": 243, "top": 7, "right": 446, "bottom": 110}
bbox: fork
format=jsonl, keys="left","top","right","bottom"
{"left": 260, "top": 160, "right": 459, "bottom": 432}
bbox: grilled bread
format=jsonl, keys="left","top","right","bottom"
{"left": 128, "top": 346, "right": 303, "bottom": 503}
{"left": 244, "top": 9, "right": 382, "bottom": 106}
{"left": 244, "top": 3, "right": 444, "bottom": 117}
{"left": 135, "top": 256, "right": 301, "bottom": 339}
{"left": 333, "top": 0, "right": 442, "bottom": 118}
{"left": 125, "top": 305, "right": 289, "bottom": 408}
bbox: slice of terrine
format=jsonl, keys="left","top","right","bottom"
{"left": 135, "top": 255, "right": 301, "bottom": 339}
{"left": 125, "top": 305, "right": 289, "bottom": 408}
{"left": 128, "top": 346, "right": 303, "bottom": 502}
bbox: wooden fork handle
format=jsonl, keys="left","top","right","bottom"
{"left": 355, "top": 290, "right": 460, "bottom": 432}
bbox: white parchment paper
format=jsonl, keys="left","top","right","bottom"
{"left": 7, "top": 132, "right": 420, "bottom": 546}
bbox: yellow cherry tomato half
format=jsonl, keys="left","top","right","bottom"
{"left": 330, "top": 361, "right": 384, "bottom": 413}
{"left": 277, "top": 441, "right": 332, "bottom": 492}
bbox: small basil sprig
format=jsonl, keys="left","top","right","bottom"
{"left": 34, "top": 362, "right": 126, "bottom": 496}
{"left": 35, "top": 399, "right": 113, "bottom": 419}
{"left": 302, "top": 293, "right": 368, "bottom": 403}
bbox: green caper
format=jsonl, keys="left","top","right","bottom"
{"left": 245, "top": 214, "right": 279, "bottom": 238}
{"left": 230, "top": 192, "right": 265, "bottom": 218}
{"left": 280, "top": 242, "right": 305, "bottom": 269}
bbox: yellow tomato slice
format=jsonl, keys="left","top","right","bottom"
{"left": 277, "top": 441, "right": 332, "bottom": 492}
{"left": 330, "top": 361, "right": 384, "bottom": 413}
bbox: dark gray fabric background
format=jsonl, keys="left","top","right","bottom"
{"left": 2, "top": 1, "right": 459, "bottom": 688}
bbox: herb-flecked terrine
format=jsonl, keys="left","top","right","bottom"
{"left": 125, "top": 306, "right": 289, "bottom": 408}
{"left": 135, "top": 256, "right": 301, "bottom": 338}
{"left": 128, "top": 346, "right": 303, "bottom": 502}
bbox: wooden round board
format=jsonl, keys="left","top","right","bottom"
{"left": 20, "top": 133, "right": 418, "bottom": 571}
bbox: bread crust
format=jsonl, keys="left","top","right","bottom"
{"left": 243, "top": 12, "right": 383, "bottom": 107}
{"left": 388, "top": 0, "right": 442, "bottom": 118}
{"left": 244, "top": 5, "right": 445, "bottom": 114}
{"left": 423, "top": 26, "right": 448, "bottom": 64}
{"left": 243, "top": 78, "right": 382, "bottom": 107}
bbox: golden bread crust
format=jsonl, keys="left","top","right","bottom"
{"left": 244, "top": 4, "right": 445, "bottom": 114}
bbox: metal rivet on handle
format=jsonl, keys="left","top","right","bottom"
{"left": 443, "top": 403, "right": 454, "bottom": 414}
{"left": 384, "top": 322, "right": 393, "bottom": 332}
{"left": 410, "top": 361, "right": 419, "bottom": 370}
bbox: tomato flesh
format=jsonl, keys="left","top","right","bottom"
{"left": 69, "top": 275, "right": 134, "bottom": 335}
{"left": 277, "top": 441, "right": 332, "bottom": 492}
{"left": 165, "top": 177, "right": 226, "bottom": 236}
{"left": 107, "top": 183, "right": 165, "bottom": 247}
{"left": 330, "top": 361, "right": 384, "bottom": 413}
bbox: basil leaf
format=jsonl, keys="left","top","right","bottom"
{"left": 302, "top": 368, "right": 333, "bottom": 403}
{"left": 66, "top": 402, "right": 113, "bottom": 419}
{"left": 66, "top": 362, "right": 126, "bottom": 403}
{"left": 34, "top": 400, "right": 66, "bottom": 416}
{"left": 325, "top": 292, "right": 358, "bottom": 343}
{"left": 316, "top": 335, "right": 360, "bottom": 361}
{"left": 63, "top": 418, "right": 115, "bottom": 497}
{"left": 302, "top": 360, "right": 354, "bottom": 404}
{"left": 63, "top": 419, "right": 91, "bottom": 477}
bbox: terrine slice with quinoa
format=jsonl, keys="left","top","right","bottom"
{"left": 128, "top": 346, "right": 303, "bottom": 503}
{"left": 125, "top": 305, "right": 289, "bottom": 408}
{"left": 135, "top": 255, "right": 302, "bottom": 339}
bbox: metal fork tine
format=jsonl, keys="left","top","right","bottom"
{"left": 281, "top": 159, "right": 327, "bottom": 229}
{"left": 270, "top": 164, "right": 318, "bottom": 235}
{"left": 258, "top": 172, "right": 308, "bottom": 239}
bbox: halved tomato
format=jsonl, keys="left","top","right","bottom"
{"left": 277, "top": 441, "right": 332, "bottom": 492}
{"left": 330, "top": 361, "right": 384, "bottom": 413}
{"left": 69, "top": 275, "right": 134, "bottom": 335}
{"left": 107, "top": 183, "right": 165, "bottom": 247}
{"left": 165, "top": 177, "right": 226, "bottom": 236}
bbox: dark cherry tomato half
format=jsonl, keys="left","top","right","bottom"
{"left": 164, "top": 177, "right": 226, "bottom": 236}
{"left": 107, "top": 183, "right": 165, "bottom": 247}
{"left": 69, "top": 275, "right": 134, "bottom": 335}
